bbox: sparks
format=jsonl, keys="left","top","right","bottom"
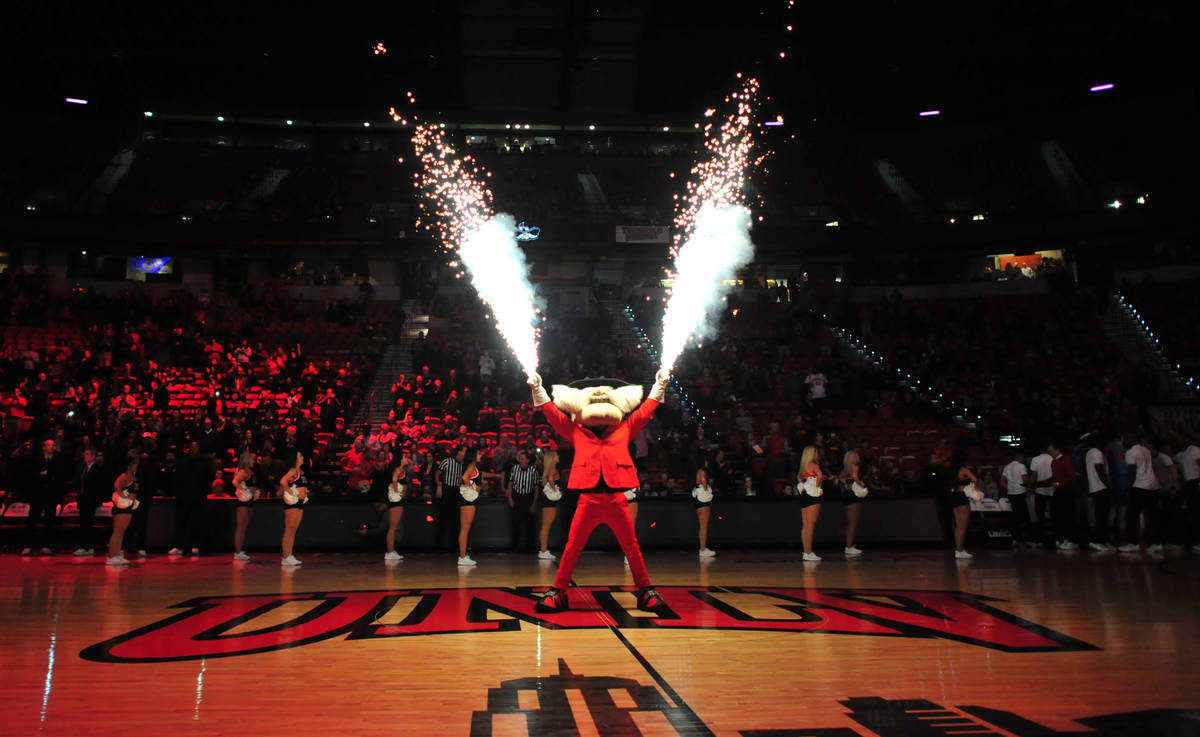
{"left": 669, "top": 76, "right": 762, "bottom": 259}
{"left": 411, "top": 123, "right": 540, "bottom": 377}
{"left": 658, "top": 77, "right": 762, "bottom": 373}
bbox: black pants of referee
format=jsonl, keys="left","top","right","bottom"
{"left": 174, "top": 497, "right": 208, "bottom": 552}
{"left": 509, "top": 493, "right": 536, "bottom": 551}
{"left": 436, "top": 494, "right": 460, "bottom": 552}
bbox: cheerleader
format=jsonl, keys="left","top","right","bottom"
{"left": 279, "top": 449, "right": 309, "bottom": 566}
{"left": 948, "top": 450, "right": 979, "bottom": 559}
{"left": 797, "top": 445, "right": 824, "bottom": 561}
{"left": 536, "top": 450, "right": 561, "bottom": 560}
{"left": 457, "top": 448, "right": 502, "bottom": 566}
{"left": 694, "top": 456, "right": 716, "bottom": 557}
{"left": 841, "top": 449, "right": 866, "bottom": 557}
{"left": 384, "top": 452, "right": 412, "bottom": 561}
{"left": 106, "top": 456, "right": 140, "bottom": 566}
{"left": 231, "top": 451, "right": 259, "bottom": 561}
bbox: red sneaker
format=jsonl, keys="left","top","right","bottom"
{"left": 534, "top": 587, "right": 568, "bottom": 612}
{"left": 637, "top": 587, "right": 666, "bottom": 613}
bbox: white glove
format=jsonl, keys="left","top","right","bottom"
{"left": 528, "top": 373, "right": 551, "bottom": 406}
{"left": 649, "top": 368, "right": 670, "bottom": 403}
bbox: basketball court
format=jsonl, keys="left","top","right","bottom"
{"left": 3, "top": 548, "right": 1198, "bottom": 736}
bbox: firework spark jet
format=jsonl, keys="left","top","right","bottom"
{"left": 460, "top": 214, "right": 540, "bottom": 378}
{"left": 658, "top": 77, "right": 761, "bottom": 373}
{"left": 411, "top": 123, "right": 540, "bottom": 378}
{"left": 659, "top": 203, "right": 754, "bottom": 373}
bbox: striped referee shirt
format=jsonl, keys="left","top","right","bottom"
{"left": 438, "top": 457, "right": 466, "bottom": 488}
{"left": 508, "top": 463, "right": 540, "bottom": 495}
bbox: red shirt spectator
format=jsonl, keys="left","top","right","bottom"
{"left": 1050, "top": 451, "right": 1076, "bottom": 491}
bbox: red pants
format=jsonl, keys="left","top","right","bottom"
{"left": 555, "top": 492, "right": 651, "bottom": 589}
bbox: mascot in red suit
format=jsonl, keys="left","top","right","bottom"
{"left": 528, "top": 369, "right": 670, "bottom": 613}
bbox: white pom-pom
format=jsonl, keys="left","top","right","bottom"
{"left": 963, "top": 483, "right": 983, "bottom": 502}
{"left": 387, "top": 483, "right": 406, "bottom": 503}
{"left": 851, "top": 481, "right": 869, "bottom": 498}
{"left": 236, "top": 483, "right": 261, "bottom": 503}
{"left": 692, "top": 485, "right": 714, "bottom": 503}
{"left": 624, "top": 489, "right": 637, "bottom": 501}
{"left": 459, "top": 484, "right": 479, "bottom": 502}
{"left": 803, "top": 477, "right": 823, "bottom": 497}
{"left": 542, "top": 482, "right": 562, "bottom": 501}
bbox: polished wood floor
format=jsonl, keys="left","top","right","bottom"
{"left": 2, "top": 546, "right": 1199, "bottom": 737}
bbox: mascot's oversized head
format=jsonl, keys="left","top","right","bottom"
{"left": 552, "top": 378, "right": 643, "bottom": 428}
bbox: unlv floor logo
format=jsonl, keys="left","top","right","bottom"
{"left": 469, "top": 666, "right": 1199, "bottom": 737}
{"left": 79, "top": 585, "right": 1095, "bottom": 663}
{"left": 470, "top": 659, "right": 712, "bottom": 737}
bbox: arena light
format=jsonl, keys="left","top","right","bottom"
{"left": 972, "top": 214, "right": 986, "bottom": 221}
{"left": 143, "top": 111, "right": 154, "bottom": 117}
{"left": 1108, "top": 200, "right": 1122, "bottom": 209}
{"left": 825, "top": 220, "right": 839, "bottom": 227}
{"left": 919, "top": 110, "right": 940, "bottom": 117}
{"left": 217, "top": 116, "right": 225, "bottom": 122}
{"left": 588, "top": 124, "right": 596, "bottom": 130}
{"left": 64, "top": 97, "right": 88, "bottom": 105}
{"left": 764, "top": 115, "right": 784, "bottom": 127}
{"left": 363, "top": 122, "right": 371, "bottom": 127}
{"left": 1137, "top": 195, "right": 1147, "bottom": 204}
{"left": 1090, "top": 83, "right": 1114, "bottom": 92}
{"left": 286, "top": 119, "right": 294, "bottom": 126}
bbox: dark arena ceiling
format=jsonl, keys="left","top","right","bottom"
{"left": 5, "top": 0, "right": 1196, "bottom": 125}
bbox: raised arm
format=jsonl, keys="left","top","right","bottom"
{"left": 529, "top": 374, "right": 575, "bottom": 440}
{"left": 625, "top": 369, "right": 670, "bottom": 437}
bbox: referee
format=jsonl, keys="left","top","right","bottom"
{"left": 506, "top": 449, "right": 540, "bottom": 552}
{"left": 435, "top": 446, "right": 467, "bottom": 552}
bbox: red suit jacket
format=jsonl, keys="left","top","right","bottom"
{"left": 536, "top": 398, "right": 659, "bottom": 489}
